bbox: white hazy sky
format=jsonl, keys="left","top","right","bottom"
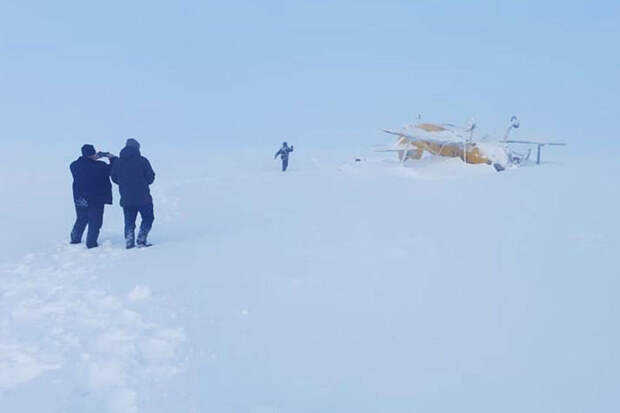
{"left": 1, "top": 1, "right": 619, "bottom": 149}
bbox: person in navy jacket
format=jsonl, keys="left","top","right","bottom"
{"left": 69, "top": 144, "right": 116, "bottom": 248}
{"left": 111, "top": 138, "right": 156, "bottom": 249}
{"left": 274, "top": 142, "right": 294, "bottom": 171}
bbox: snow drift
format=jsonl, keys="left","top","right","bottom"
{"left": 1, "top": 141, "right": 618, "bottom": 412}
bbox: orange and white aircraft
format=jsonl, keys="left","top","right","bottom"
{"left": 376, "top": 116, "right": 565, "bottom": 171}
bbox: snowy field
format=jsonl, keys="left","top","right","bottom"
{"left": 1, "top": 140, "right": 618, "bottom": 412}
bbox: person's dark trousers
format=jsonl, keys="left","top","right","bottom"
{"left": 282, "top": 158, "right": 288, "bottom": 171}
{"left": 123, "top": 204, "right": 155, "bottom": 248}
{"left": 70, "top": 204, "right": 104, "bottom": 248}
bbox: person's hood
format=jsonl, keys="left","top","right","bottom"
{"left": 120, "top": 145, "right": 141, "bottom": 159}
{"left": 126, "top": 138, "right": 140, "bottom": 149}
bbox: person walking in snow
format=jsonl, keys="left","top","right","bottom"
{"left": 274, "top": 141, "right": 294, "bottom": 171}
{"left": 69, "top": 144, "right": 117, "bottom": 248}
{"left": 111, "top": 138, "right": 156, "bottom": 249}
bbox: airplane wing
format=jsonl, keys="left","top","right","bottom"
{"left": 383, "top": 129, "right": 425, "bottom": 141}
{"left": 505, "top": 140, "right": 566, "bottom": 146}
{"left": 379, "top": 130, "right": 455, "bottom": 158}
{"left": 384, "top": 127, "right": 470, "bottom": 143}
{"left": 372, "top": 144, "right": 406, "bottom": 152}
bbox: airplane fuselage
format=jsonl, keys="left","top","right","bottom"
{"left": 396, "top": 137, "right": 493, "bottom": 165}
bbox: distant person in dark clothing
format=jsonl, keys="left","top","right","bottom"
{"left": 274, "top": 142, "right": 294, "bottom": 171}
{"left": 111, "top": 138, "right": 156, "bottom": 249}
{"left": 70, "top": 144, "right": 117, "bottom": 248}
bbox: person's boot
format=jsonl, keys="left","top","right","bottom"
{"left": 70, "top": 229, "right": 83, "bottom": 244}
{"left": 125, "top": 230, "right": 135, "bottom": 249}
{"left": 86, "top": 228, "right": 100, "bottom": 249}
{"left": 136, "top": 228, "right": 152, "bottom": 248}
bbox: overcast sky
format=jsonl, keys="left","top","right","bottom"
{"left": 1, "top": 0, "right": 618, "bottom": 150}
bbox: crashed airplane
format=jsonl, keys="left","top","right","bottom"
{"left": 376, "top": 116, "right": 565, "bottom": 171}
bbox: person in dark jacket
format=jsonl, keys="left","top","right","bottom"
{"left": 70, "top": 144, "right": 117, "bottom": 248}
{"left": 274, "top": 141, "right": 294, "bottom": 171}
{"left": 111, "top": 138, "right": 156, "bottom": 249}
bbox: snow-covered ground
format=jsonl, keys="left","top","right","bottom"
{"left": 1, "top": 141, "right": 618, "bottom": 412}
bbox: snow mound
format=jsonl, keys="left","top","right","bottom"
{"left": 128, "top": 285, "right": 152, "bottom": 302}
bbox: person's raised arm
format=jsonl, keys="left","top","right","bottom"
{"left": 104, "top": 153, "right": 117, "bottom": 174}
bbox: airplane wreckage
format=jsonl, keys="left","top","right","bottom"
{"left": 376, "top": 116, "right": 565, "bottom": 171}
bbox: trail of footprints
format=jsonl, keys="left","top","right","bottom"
{"left": 0, "top": 243, "right": 185, "bottom": 412}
